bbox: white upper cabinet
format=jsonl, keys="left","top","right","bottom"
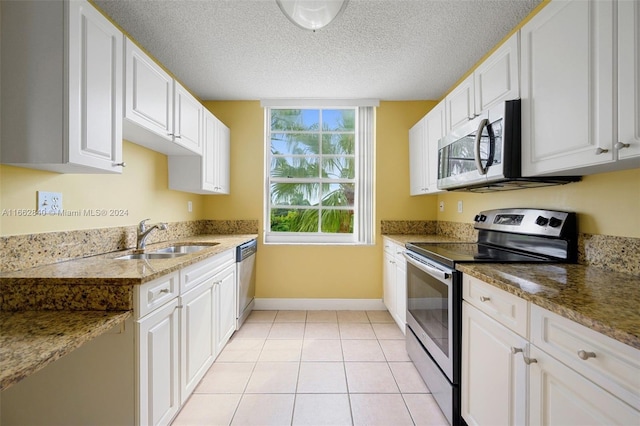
{"left": 169, "top": 109, "right": 231, "bottom": 194}
{"left": 445, "top": 32, "right": 520, "bottom": 134}
{"left": 1, "top": 0, "right": 124, "bottom": 173}
{"left": 521, "top": 0, "right": 640, "bottom": 176}
{"left": 617, "top": 0, "right": 640, "bottom": 162}
{"left": 124, "top": 38, "right": 202, "bottom": 156}
{"left": 409, "top": 102, "right": 445, "bottom": 195}
{"left": 474, "top": 32, "right": 520, "bottom": 114}
{"left": 445, "top": 74, "right": 476, "bottom": 133}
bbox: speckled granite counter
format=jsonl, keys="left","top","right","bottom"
{"left": 457, "top": 263, "right": 640, "bottom": 350}
{"left": 384, "top": 234, "right": 640, "bottom": 351}
{"left": 0, "top": 310, "right": 131, "bottom": 391}
{"left": 0, "top": 233, "right": 257, "bottom": 391}
{"left": 0, "top": 234, "right": 258, "bottom": 311}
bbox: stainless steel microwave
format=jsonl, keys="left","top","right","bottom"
{"left": 437, "top": 100, "right": 580, "bottom": 192}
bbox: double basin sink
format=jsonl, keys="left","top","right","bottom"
{"left": 115, "top": 244, "right": 218, "bottom": 260}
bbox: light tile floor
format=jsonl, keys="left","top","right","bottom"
{"left": 172, "top": 310, "right": 449, "bottom": 426}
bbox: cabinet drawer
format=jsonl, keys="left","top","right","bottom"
{"left": 180, "top": 249, "right": 234, "bottom": 294}
{"left": 463, "top": 274, "right": 528, "bottom": 338}
{"left": 134, "top": 272, "right": 179, "bottom": 319}
{"left": 531, "top": 305, "right": 640, "bottom": 410}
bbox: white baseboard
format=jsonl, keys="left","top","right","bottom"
{"left": 253, "top": 298, "right": 386, "bottom": 311}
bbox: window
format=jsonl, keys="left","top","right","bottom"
{"left": 263, "top": 102, "right": 376, "bottom": 245}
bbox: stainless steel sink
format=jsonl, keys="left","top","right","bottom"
{"left": 148, "top": 244, "right": 217, "bottom": 254}
{"left": 114, "top": 243, "right": 218, "bottom": 260}
{"left": 115, "top": 253, "right": 189, "bottom": 260}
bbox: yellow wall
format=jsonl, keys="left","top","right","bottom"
{"left": 203, "top": 101, "right": 436, "bottom": 299}
{"left": 0, "top": 142, "right": 205, "bottom": 236}
{"left": 436, "top": 168, "right": 640, "bottom": 237}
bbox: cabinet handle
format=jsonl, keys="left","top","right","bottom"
{"left": 175, "top": 134, "right": 182, "bottom": 139}
{"left": 479, "top": 296, "right": 491, "bottom": 302}
{"left": 615, "top": 142, "right": 630, "bottom": 150}
{"left": 113, "top": 162, "right": 126, "bottom": 167}
{"left": 577, "top": 350, "right": 596, "bottom": 360}
{"left": 510, "top": 347, "right": 523, "bottom": 355}
{"left": 595, "top": 147, "right": 609, "bottom": 155}
{"left": 523, "top": 356, "right": 537, "bottom": 365}
{"left": 159, "top": 288, "right": 170, "bottom": 294}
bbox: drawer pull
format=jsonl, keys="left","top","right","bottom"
{"left": 159, "top": 288, "right": 170, "bottom": 294}
{"left": 577, "top": 350, "right": 596, "bottom": 360}
{"left": 480, "top": 296, "right": 491, "bottom": 302}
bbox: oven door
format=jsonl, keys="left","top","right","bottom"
{"left": 404, "top": 252, "right": 456, "bottom": 381}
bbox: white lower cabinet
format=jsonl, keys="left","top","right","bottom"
{"left": 462, "top": 274, "right": 640, "bottom": 426}
{"left": 180, "top": 279, "right": 215, "bottom": 404}
{"left": 136, "top": 298, "right": 181, "bottom": 426}
{"left": 462, "top": 302, "right": 527, "bottom": 426}
{"left": 382, "top": 237, "right": 406, "bottom": 332}
{"left": 215, "top": 264, "right": 237, "bottom": 354}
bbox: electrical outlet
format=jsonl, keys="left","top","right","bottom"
{"left": 439, "top": 201, "right": 445, "bottom": 212}
{"left": 37, "top": 191, "right": 63, "bottom": 214}
{"left": 457, "top": 200, "right": 463, "bottom": 213}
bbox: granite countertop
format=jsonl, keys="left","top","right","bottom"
{"left": 0, "top": 234, "right": 258, "bottom": 285}
{"left": 0, "top": 234, "right": 257, "bottom": 391}
{"left": 384, "top": 234, "right": 640, "bottom": 350}
{"left": 0, "top": 310, "right": 131, "bottom": 391}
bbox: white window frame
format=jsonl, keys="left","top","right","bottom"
{"left": 262, "top": 100, "right": 377, "bottom": 245}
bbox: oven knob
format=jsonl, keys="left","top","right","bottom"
{"left": 535, "top": 216, "right": 549, "bottom": 226}
{"left": 480, "top": 214, "right": 487, "bottom": 222}
{"left": 474, "top": 215, "right": 481, "bottom": 222}
{"left": 549, "top": 217, "right": 563, "bottom": 228}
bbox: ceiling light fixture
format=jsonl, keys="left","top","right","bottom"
{"left": 276, "top": 0, "right": 349, "bottom": 32}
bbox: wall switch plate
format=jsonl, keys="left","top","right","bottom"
{"left": 187, "top": 201, "right": 193, "bottom": 213}
{"left": 457, "top": 200, "right": 463, "bottom": 213}
{"left": 37, "top": 191, "right": 63, "bottom": 214}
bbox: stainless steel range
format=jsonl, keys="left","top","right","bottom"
{"left": 404, "top": 208, "right": 577, "bottom": 425}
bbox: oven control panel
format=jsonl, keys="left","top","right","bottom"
{"left": 474, "top": 208, "right": 576, "bottom": 238}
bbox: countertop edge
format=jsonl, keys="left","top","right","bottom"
{"left": 0, "top": 310, "right": 132, "bottom": 391}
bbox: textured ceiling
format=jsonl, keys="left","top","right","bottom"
{"left": 93, "top": 0, "right": 541, "bottom": 101}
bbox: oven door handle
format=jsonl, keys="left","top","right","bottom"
{"left": 403, "top": 253, "right": 451, "bottom": 281}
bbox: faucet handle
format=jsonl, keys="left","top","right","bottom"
{"left": 139, "top": 218, "right": 151, "bottom": 231}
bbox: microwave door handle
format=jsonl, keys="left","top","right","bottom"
{"left": 474, "top": 118, "right": 489, "bottom": 175}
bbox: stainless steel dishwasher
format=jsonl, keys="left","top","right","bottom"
{"left": 236, "top": 239, "right": 257, "bottom": 329}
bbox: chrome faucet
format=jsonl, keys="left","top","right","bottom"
{"left": 136, "top": 218, "right": 168, "bottom": 250}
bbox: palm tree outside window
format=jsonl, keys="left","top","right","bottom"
{"left": 264, "top": 105, "right": 375, "bottom": 245}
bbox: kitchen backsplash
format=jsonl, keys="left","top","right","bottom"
{"left": 381, "top": 220, "right": 640, "bottom": 277}
{"left": 0, "top": 220, "right": 259, "bottom": 273}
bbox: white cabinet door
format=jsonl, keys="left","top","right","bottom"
{"left": 180, "top": 280, "right": 215, "bottom": 404}
{"left": 214, "top": 118, "right": 231, "bottom": 194}
{"left": 474, "top": 32, "right": 520, "bottom": 113}
{"left": 521, "top": 0, "right": 616, "bottom": 176}
{"left": 445, "top": 74, "right": 476, "bottom": 133}
{"left": 174, "top": 83, "right": 203, "bottom": 155}
{"left": 1, "top": 0, "right": 123, "bottom": 173}
{"left": 394, "top": 247, "right": 407, "bottom": 329}
{"left": 462, "top": 302, "right": 528, "bottom": 426}
{"left": 137, "top": 299, "right": 180, "bottom": 426}
{"left": 382, "top": 250, "right": 397, "bottom": 318}
{"left": 168, "top": 110, "right": 230, "bottom": 194}
{"left": 215, "top": 264, "right": 237, "bottom": 354}
{"left": 67, "top": 0, "right": 123, "bottom": 172}
{"left": 529, "top": 345, "right": 640, "bottom": 425}
{"left": 424, "top": 102, "right": 445, "bottom": 194}
{"left": 409, "top": 117, "right": 428, "bottom": 195}
{"left": 617, "top": 0, "right": 640, "bottom": 162}
{"left": 124, "top": 38, "right": 173, "bottom": 145}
